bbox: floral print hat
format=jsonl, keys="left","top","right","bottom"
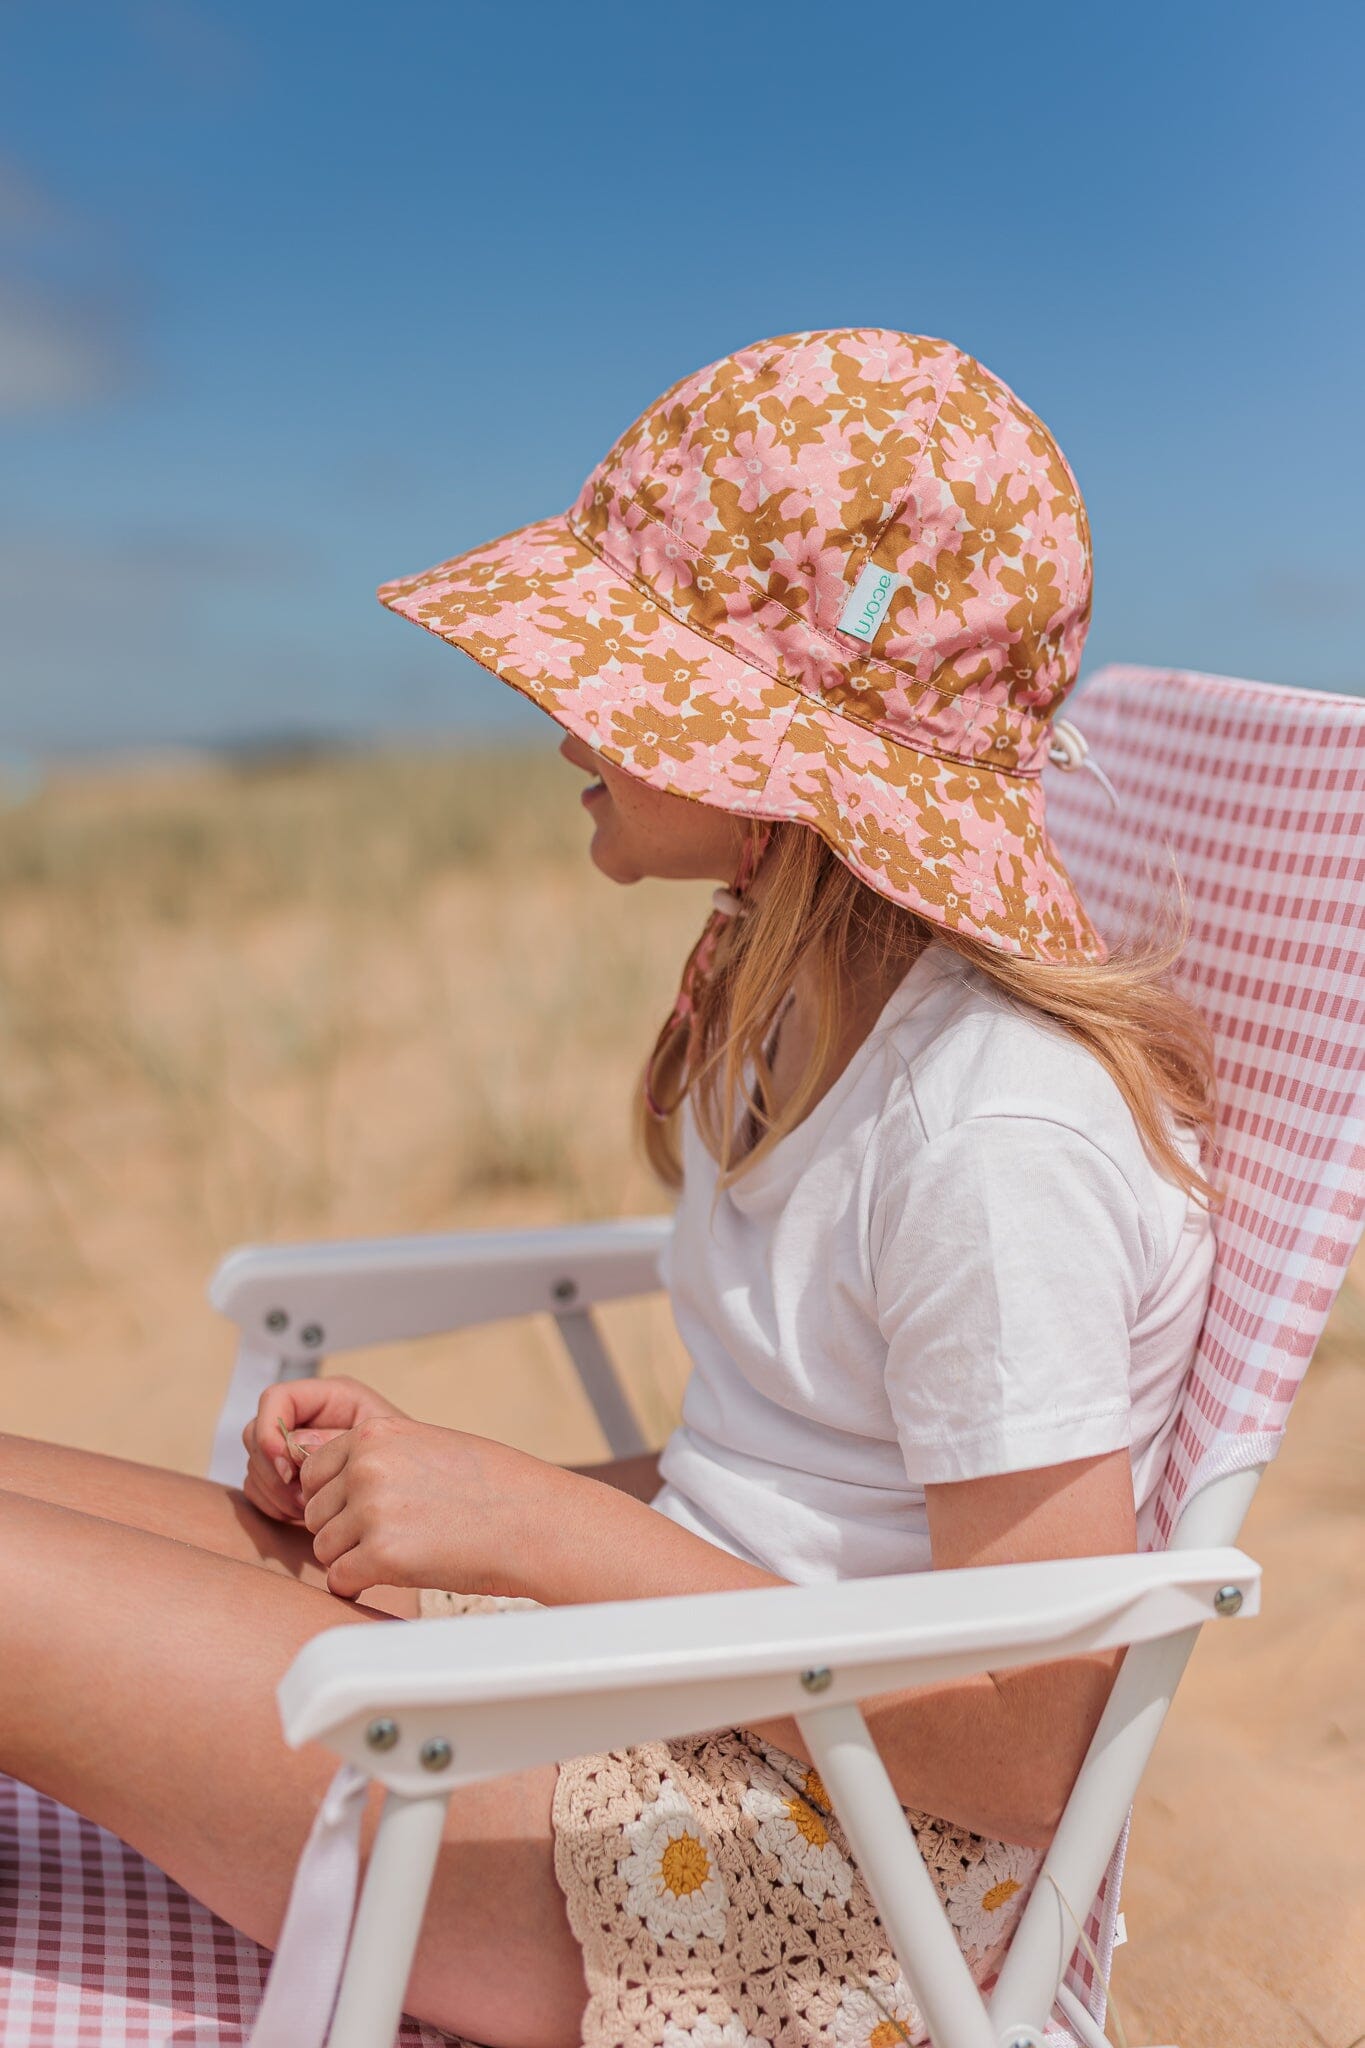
{"left": 378, "top": 328, "right": 1103, "bottom": 963}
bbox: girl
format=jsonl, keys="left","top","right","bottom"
{"left": 0, "top": 331, "right": 1216, "bottom": 2048}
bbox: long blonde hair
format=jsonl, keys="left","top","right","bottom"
{"left": 638, "top": 821, "right": 1218, "bottom": 1204}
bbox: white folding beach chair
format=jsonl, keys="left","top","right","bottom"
{"left": 2, "top": 662, "right": 1363, "bottom": 2048}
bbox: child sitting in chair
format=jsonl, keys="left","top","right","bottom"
{"left": 0, "top": 330, "right": 1215, "bottom": 2048}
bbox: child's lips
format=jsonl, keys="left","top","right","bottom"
{"left": 580, "top": 778, "right": 607, "bottom": 807}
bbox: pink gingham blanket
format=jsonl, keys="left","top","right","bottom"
{"left": 0, "top": 1773, "right": 448, "bottom": 2047}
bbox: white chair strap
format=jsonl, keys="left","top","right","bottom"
{"left": 248, "top": 1762, "right": 367, "bottom": 2048}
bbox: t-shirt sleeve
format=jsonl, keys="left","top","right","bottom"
{"left": 872, "top": 1114, "right": 1152, "bottom": 1485}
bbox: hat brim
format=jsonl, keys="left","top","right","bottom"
{"left": 378, "top": 515, "right": 1103, "bottom": 964}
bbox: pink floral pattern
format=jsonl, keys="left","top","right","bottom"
{"left": 378, "top": 328, "right": 1101, "bottom": 960}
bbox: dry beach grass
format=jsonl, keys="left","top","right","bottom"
{"left": 0, "top": 747, "right": 1361, "bottom": 2046}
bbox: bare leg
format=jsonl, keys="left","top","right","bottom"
{"left": 0, "top": 1430, "right": 419, "bottom": 1616}
{"left": 0, "top": 1488, "right": 587, "bottom": 2048}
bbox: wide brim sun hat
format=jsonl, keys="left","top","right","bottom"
{"left": 378, "top": 328, "right": 1103, "bottom": 963}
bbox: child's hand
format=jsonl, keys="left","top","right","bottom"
{"left": 297, "top": 1415, "right": 555, "bottom": 1600}
{"left": 277, "top": 1417, "right": 348, "bottom": 1467}
{"left": 241, "top": 1375, "right": 408, "bottom": 1524}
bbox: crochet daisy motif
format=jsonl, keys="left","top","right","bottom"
{"left": 944, "top": 1842, "right": 1037, "bottom": 1957}
{"left": 617, "top": 1780, "right": 729, "bottom": 1945}
{"left": 742, "top": 1764, "right": 855, "bottom": 1906}
{"left": 828, "top": 1972, "right": 924, "bottom": 2048}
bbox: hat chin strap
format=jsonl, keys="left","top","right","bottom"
{"left": 644, "top": 822, "right": 773, "bottom": 1121}
{"left": 1048, "top": 718, "right": 1121, "bottom": 811}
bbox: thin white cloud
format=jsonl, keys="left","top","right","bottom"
{"left": 0, "top": 284, "right": 127, "bottom": 413}
{"left": 0, "top": 149, "right": 137, "bottom": 414}
{"left": 0, "top": 157, "right": 66, "bottom": 238}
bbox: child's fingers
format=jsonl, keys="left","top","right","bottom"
{"left": 241, "top": 1454, "right": 303, "bottom": 1524}
{"left": 292, "top": 1427, "right": 348, "bottom": 1456}
{"left": 241, "top": 1416, "right": 305, "bottom": 1521}
{"left": 302, "top": 1471, "right": 348, "bottom": 1535}
{"left": 276, "top": 1417, "right": 310, "bottom": 1469}
{"left": 324, "top": 1539, "right": 373, "bottom": 1602}
{"left": 255, "top": 1380, "right": 335, "bottom": 1461}
{"left": 309, "top": 1505, "right": 361, "bottom": 1570}
{"left": 297, "top": 1431, "right": 350, "bottom": 1501}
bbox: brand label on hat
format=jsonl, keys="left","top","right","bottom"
{"left": 837, "top": 562, "right": 908, "bottom": 644}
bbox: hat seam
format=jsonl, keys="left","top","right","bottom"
{"left": 795, "top": 695, "right": 1040, "bottom": 790}
{"left": 613, "top": 484, "right": 1033, "bottom": 737}
{"left": 593, "top": 350, "right": 990, "bottom": 723}
{"left": 382, "top": 519, "right": 1043, "bottom": 788}
{"left": 831, "top": 347, "right": 1000, "bottom": 764}
{"left": 578, "top": 349, "right": 1060, "bottom": 772}
{"left": 568, "top": 508, "right": 1046, "bottom": 781}
{"left": 849, "top": 341, "right": 962, "bottom": 575}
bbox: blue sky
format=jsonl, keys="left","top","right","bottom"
{"left": 2, "top": 1, "right": 1361, "bottom": 757}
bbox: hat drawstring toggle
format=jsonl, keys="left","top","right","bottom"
{"left": 1048, "top": 718, "right": 1121, "bottom": 811}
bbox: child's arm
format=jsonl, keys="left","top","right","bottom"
{"left": 293, "top": 1420, "right": 1128, "bottom": 1849}
{"left": 565, "top": 1450, "right": 662, "bottom": 1502}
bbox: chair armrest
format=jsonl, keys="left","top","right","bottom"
{"left": 208, "top": 1216, "right": 672, "bottom": 1355}
{"left": 277, "top": 1545, "right": 1259, "bottom": 1795}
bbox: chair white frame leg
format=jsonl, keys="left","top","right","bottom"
{"left": 325, "top": 1791, "right": 451, "bottom": 2048}
{"left": 987, "top": 1465, "right": 1263, "bottom": 2037}
{"left": 799, "top": 1703, "right": 1003, "bottom": 2048}
{"left": 1053, "top": 1981, "right": 1118, "bottom": 2048}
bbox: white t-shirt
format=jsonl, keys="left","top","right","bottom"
{"left": 652, "top": 944, "right": 1214, "bottom": 1582}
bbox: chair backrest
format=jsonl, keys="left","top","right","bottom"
{"left": 1046, "top": 664, "right": 1365, "bottom": 1544}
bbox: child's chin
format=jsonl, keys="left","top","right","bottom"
{"left": 587, "top": 825, "right": 642, "bottom": 886}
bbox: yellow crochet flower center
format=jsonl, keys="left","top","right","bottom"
{"left": 660, "top": 1832, "right": 712, "bottom": 1897}
{"left": 804, "top": 1767, "right": 830, "bottom": 1808}
{"left": 785, "top": 1795, "right": 831, "bottom": 1849}
{"left": 868, "top": 2019, "right": 910, "bottom": 2048}
{"left": 981, "top": 1876, "right": 1023, "bottom": 1914}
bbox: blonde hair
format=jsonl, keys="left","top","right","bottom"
{"left": 638, "top": 821, "right": 1218, "bottom": 1205}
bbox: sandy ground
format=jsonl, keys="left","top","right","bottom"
{"left": 1, "top": 754, "right": 1362, "bottom": 2046}
{"left": 1110, "top": 1291, "right": 1365, "bottom": 2048}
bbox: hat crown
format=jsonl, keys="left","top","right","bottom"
{"left": 570, "top": 328, "right": 1092, "bottom": 775}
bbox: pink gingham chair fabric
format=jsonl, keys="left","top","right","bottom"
{"left": 2, "top": 664, "right": 1363, "bottom": 2046}
{"left": 1048, "top": 662, "right": 1365, "bottom": 2030}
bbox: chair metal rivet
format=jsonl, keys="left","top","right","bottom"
{"left": 420, "top": 1738, "right": 454, "bottom": 1772}
{"left": 799, "top": 1667, "right": 833, "bottom": 1694}
{"left": 300, "top": 1323, "right": 325, "bottom": 1348}
{"left": 264, "top": 1308, "right": 289, "bottom": 1332}
{"left": 551, "top": 1277, "right": 577, "bottom": 1303}
{"left": 1213, "top": 1584, "right": 1243, "bottom": 1616}
{"left": 365, "top": 1717, "right": 399, "bottom": 1751}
